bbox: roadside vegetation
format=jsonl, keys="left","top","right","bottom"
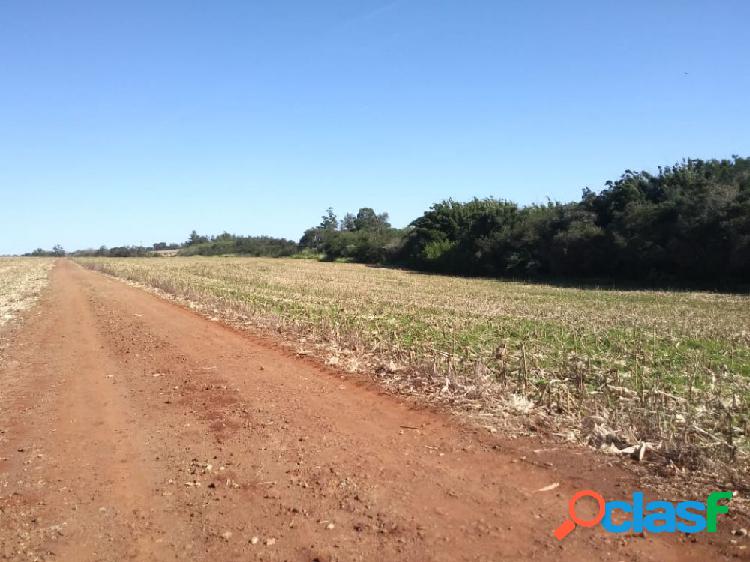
{"left": 76, "top": 256, "right": 750, "bottom": 484}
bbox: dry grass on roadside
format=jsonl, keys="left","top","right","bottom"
{"left": 76, "top": 256, "right": 750, "bottom": 484}
{"left": 0, "top": 258, "right": 53, "bottom": 327}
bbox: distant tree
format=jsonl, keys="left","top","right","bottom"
{"left": 298, "top": 208, "right": 340, "bottom": 252}
{"left": 300, "top": 207, "right": 401, "bottom": 263}
{"left": 186, "top": 230, "right": 209, "bottom": 246}
{"left": 52, "top": 245, "right": 65, "bottom": 257}
{"left": 340, "top": 213, "right": 356, "bottom": 232}
{"left": 352, "top": 208, "right": 390, "bottom": 231}
{"left": 320, "top": 208, "right": 338, "bottom": 231}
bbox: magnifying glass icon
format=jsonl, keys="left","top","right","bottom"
{"left": 554, "top": 490, "right": 606, "bottom": 540}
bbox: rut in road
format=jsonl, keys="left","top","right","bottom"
{"left": 0, "top": 260, "right": 742, "bottom": 561}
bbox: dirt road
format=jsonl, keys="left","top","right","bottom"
{"left": 0, "top": 261, "right": 744, "bottom": 561}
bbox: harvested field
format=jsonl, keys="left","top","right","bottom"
{"left": 76, "top": 257, "right": 750, "bottom": 480}
{"left": 0, "top": 257, "right": 53, "bottom": 327}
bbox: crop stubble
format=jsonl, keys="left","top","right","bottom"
{"left": 0, "top": 258, "right": 53, "bottom": 327}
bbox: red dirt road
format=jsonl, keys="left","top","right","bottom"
{"left": 0, "top": 261, "right": 745, "bottom": 561}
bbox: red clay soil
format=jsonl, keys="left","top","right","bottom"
{"left": 0, "top": 260, "right": 746, "bottom": 561}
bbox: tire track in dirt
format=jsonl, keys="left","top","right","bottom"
{"left": 0, "top": 259, "right": 191, "bottom": 561}
{"left": 0, "top": 260, "right": 745, "bottom": 561}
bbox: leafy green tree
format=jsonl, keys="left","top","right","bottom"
{"left": 186, "top": 230, "right": 209, "bottom": 246}
{"left": 352, "top": 208, "right": 390, "bottom": 231}
{"left": 320, "top": 208, "right": 338, "bottom": 230}
{"left": 301, "top": 207, "right": 401, "bottom": 262}
{"left": 340, "top": 213, "right": 356, "bottom": 231}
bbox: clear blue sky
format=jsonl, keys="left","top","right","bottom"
{"left": 1, "top": 0, "right": 749, "bottom": 254}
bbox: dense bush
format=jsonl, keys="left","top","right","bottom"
{"left": 69, "top": 245, "right": 154, "bottom": 258}
{"left": 395, "top": 157, "right": 750, "bottom": 284}
{"left": 180, "top": 233, "right": 298, "bottom": 257}
{"left": 299, "top": 207, "right": 405, "bottom": 263}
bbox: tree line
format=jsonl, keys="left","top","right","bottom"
{"left": 299, "top": 157, "right": 750, "bottom": 285}
{"left": 46, "top": 231, "right": 299, "bottom": 259}
{"left": 179, "top": 231, "right": 298, "bottom": 257}
{"left": 26, "top": 156, "right": 750, "bottom": 286}
{"left": 28, "top": 245, "right": 66, "bottom": 257}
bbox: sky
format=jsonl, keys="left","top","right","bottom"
{"left": 1, "top": 0, "right": 749, "bottom": 254}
